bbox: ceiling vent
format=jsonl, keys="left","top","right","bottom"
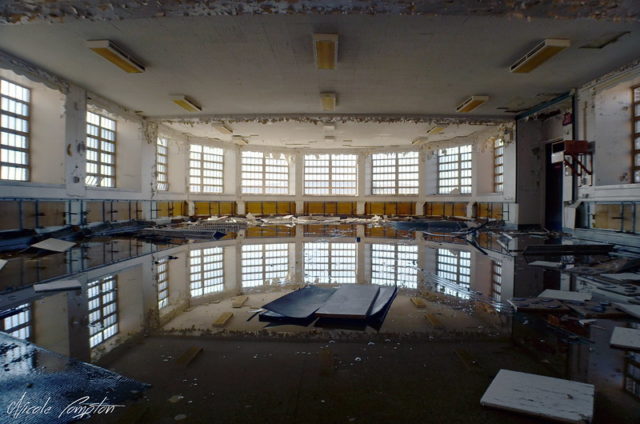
{"left": 86, "top": 40, "right": 145, "bottom": 73}
{"left": 510, "top": 39, "right": 570, "bottom": 73}
{"left": 456, "top": 96, "right": 489, "bottom": 113}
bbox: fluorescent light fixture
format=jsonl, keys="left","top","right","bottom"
{"left": 580, "top": 32, "right": 629, "bottom": 49}
{"left": 171, "top": 95, "right": 202, "bottom": 112}
{"left": 313, "top": 34, "right": 338, "bottom": 70}
{"left": 456, "top": 96, "right": 489, "bottom": 113}
{"left": 324, "top": 136, "right": 335, "bottom": 142}
{"left": 232, "top": 135, "right": 249, "bottom": 145}
{"left": 323, "top": 123, "right": 336, "bottom": 131}
{"left": 510, "top": 39, "right": 570, "bottom": 73}
{"left": 321, "top": 92, "right": 337, "bottom": 112}
{"left": 427, "top": 126, "right": 445, "bottom": 135}
{"left": 213, "top": 122, "right": 233, "bottom": 134}
{"left": 86, "top": 40, "right": 145, "bottom": 73}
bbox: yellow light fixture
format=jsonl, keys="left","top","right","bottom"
{"left": 171, "top": 95, "right": 202, "bottom": 112}
{"left": 427, "top": 126, "right": 445, "bottom": 135}
{"left": 456, "top": 96, "right": 489, "bottom": 113}
{"left": 313, "top": 34, "right": 338, "bottom": 70}
{"left": 86, "top": 40, "right": 145, "bottom": 73}
{"left": 320, "top": 92, "right": 337, "bottom": 112}
{"left": 510, "top": 39, "right": 571, "bottom": 73}
{"left": 213, "top": 122, "right": 233, "bottom": 134}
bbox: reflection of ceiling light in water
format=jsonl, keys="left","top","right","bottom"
{"left": 321, "top": 92, "right": 337, "bottom": 111}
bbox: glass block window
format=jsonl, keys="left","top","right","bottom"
{"left": 0, "top": 79, "right": 30, "bottom": 181}
{"left": 633, "top": 86, "right": 640, "bottom": 183}
{"left": 86, "top": 111, "right": 116, "bottom": 188}
{"left": 241, "top": 151, "right": 289, "bottom": 194}
{"left": 304, "top": 242, "right": 357, "bottom": 284}
{"left": 437, "top": 145, "right": 472, "bottom": 194}
{"left": 88, "top": 275, "right": 118, "bottom": 348}
{"left": 436, "top": 248, "right": 471, "bottom": 299}
{"left": 189, "top": 247, "right": 224, "bottom": 297}
{"left": 189, "top": 144, "right": 223, "bottom": 193}
{"left": 371, "top": 151, "right": 419, "bottom": 195}
{"left": 156, "top": 137, "right": 169, "bottom": 191}
{"left": 241, "top": 243, "right": 289, "bottom": 288}
{"left": 304, "top": 154, "right": 357, "bottom": 195}
{"left": 371, "top": 244, "right": 418, "bottom": 288}
{"left": 1, "top": 303, "right": 30, "bottom": 340}
{"left": 494, "top": 138, "right": 504, "bottom": 193}
{"left": 491, "top": 261, "right": 502, "bottom": 303}
{"left": 156, "top": 257, "right": 169, "bottom": 310}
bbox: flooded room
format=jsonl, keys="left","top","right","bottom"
{"left": 1, "top": 1, "right": 640, "bottom": 423}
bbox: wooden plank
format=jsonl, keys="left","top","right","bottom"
{"left": 316, "top": 285, "right": 379, "bottom": 319}
{"left": 0, "top": 201, "right": 21, "bottom": 230}
{"left": 397, "top": 202, "right": 414, "bottom": 216}
{"left": 453, "top": 202, "right": 467, "bottom": 217}
{"left": 277, "top": 202, "right": 293, "bottom": 215}
{"left": 410, "top": 297, "right": 426, "bottom": 309}
{"left": 246, "top": 201, "right": 262, "bottom": 215}
{"left": 262, "top": 201, "right": 277, "bottom": 215}
{"left": 306, "top": 202, "right": 324, "bottom": 214}
{"left": 85, "top": 201, "right": 104, "bottom": 223}
{"left": 480, "top": 369, "right": 594, "bottom": 423}
{"left": 425, "top": 313, "right": 444, "bottom": 329}
{"left": 212, "top": 312, "right": 233, "bottom": 327}
{"left": 610, "top": 327, "right": 640, "bottom": 351}
{"left": 22, "top": 201, "right": 37, "bottom": 229}
{"left": 219, "top": 202, "right": 235, "bottom": 215}
{"left": 336, "top": 201, "right": 354, "bottom": 215}
{"left": 538, "top": 289, "right": 592, "bottom": 302}
{"left": 172, "top": 201, "right": 185, "bottom": 217}
{"left": 385, "top": 202, "right": 397, "bottom": 216}
{"left": 614, "top": 303, "right": 640, "bottom": 319}
{"left": 156, "top": 201, "right": 170, "bottom": 218}
{"left": 324, "top": 202, "right": 337, "bottom": 215}
{"left": 368, "top": 202, "right": 385, "bottom": 216}
{"left": 194, "top": 201, "right": 210, "bottom": 216}
{"left": 176, "top": 346, "right": 203, "bottom": 366}
{"left": 38, "top": 201, "right": 66, "bottom": 227}
{"left": 231, "top": 295, "right": 248, "bottom": 308}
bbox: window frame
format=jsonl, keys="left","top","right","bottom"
{"left": 632, "top": 85, "right": 640, "bottom": 183}
{"left": 304, "top": 242, "right": 357, "bottom": 284}
{"left": 86, "top": 111, "right": 117, "bottom": 188}
{"left": 189, "top": 246, "right": 224, "bottom": 297}
{"left": 371, "top": 151, "right": 420, "bottom": 195}
{"left": 241, "top": 150, "right": 289, "bottom": 195}
{"left": 436, "top": 248, "right": 471, "bottom": 298}
{"left": 370, "top": 243, "right": 418, "bottom": 288}
{"left": 436, "top": 144, "right": 473, "bottom": 195}
{"left": 241, "top": 243, "right": 289, "bottom": 288}
{"left": 156, "top": 257, "right": 169, "bottom": 310}
{"left": 0, "top": 78, "right": 31, "bottom": 182}
{"left": 304, "top": 153, "right": 358, "bottom": 196}
{"left": 88, "top": 274, "right": 118, "bottom": 348}
{"left": 156, "top": 137, "right": 169, "bottom": 191}
{"left": 188, "top": 144, "right": 224, "bottom": 194}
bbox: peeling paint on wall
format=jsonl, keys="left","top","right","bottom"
{"left": 1, "top": 0, "right": 638, "bottom": 24}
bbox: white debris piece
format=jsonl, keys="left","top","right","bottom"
{"left": 33, "top": 280, "right": 81, "bottom": 292}
{"left": 480, "top": 369, "right": 594, "bottom": 423}
{"left": 538, "top": 289, "right": 591, "bottom": 302}
{"left": 528, "top": 261, "right": 563, "bottom": 269}
{"left": 610, "top": 327, "right": 640, "bottom": 351}
{"left": 0, "top": 259, "right": 7, "bottom": 271}
{"left": 614, "top": 303, "right": 640, "bottom": 319}
{"left": 31, "top": 238, "right": 76, "bottom": 252}
{"left": 601, "top": 273, "right": 640, "bottom": 282}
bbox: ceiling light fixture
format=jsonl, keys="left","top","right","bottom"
{"left": 86, "top": 40, "right": 145, "bottom": 73}
{"left": 324, "top": 136, "right": 336, "bottom": 142}
{"left": 427, "top": 126, "right": 445, "bottom": 135}
{"left": 171, "top": 95, "right": 202, "bottom": 112}
{"left": 321, "top": 92, "right": 337, "bottom": 112}
{"left": 510, "top": 39, "right": 570, "bottom": 73}
{"left": 313, "top": 34, "right": 338, "bottom": 70}
{"left": 456, "top": 96, "right": 489, "bottom": 113}
{"left": 213, "top": 122, "right": 233, "bottom": 134}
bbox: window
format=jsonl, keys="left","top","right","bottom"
{"left": 491, "top": 261, "right": 502, "bottom": 303}
{"left": 633, "top": 86, "right": 640, "bottom": 183}
{"left": 88, "top": 275, "right": 118, "bottom": 348}
{"left": 371, "top": 244, "right": 418, "bottom": 288}
{"left": 304, "top": 154, "right": 357, "bottom": 195}
{"left": 1, "top": 303, "right": 30, "bottom": 340}
{"left": 156, "top": 257, "right": 169, "bottom": 310}
{"left": 156, "top": 137, "right": 169, "bottom": 191}
{"left": 189, "top": 247, "right": 224, "bottom": 297}
{"left": 189, "top": 144, "right": 223, "bottom": 193}
{"left": 0, "top": 79, "right": 30, "bottom": 181}
{"left": 304, "top": 242, "right": 356, "bottom": 284}
{"left": 436, "top": 248, "right": 471, "bottom": 299}
{"left": 494, "top": 138, "right": 504, "bottom": 193}
{"left": 371, "top": 151, "right": 419, "bottom": 195}
{"left": 241, "top": 243, "right": 289, "bottom": 288}
{"left": 241, "top": 151, "right": 289, "bottom": 194}
{"left": 437, "top": 145, "right": 472, "bottom": 194}
{"left": 86, "top": 111, "right": 116, "bottom": 187}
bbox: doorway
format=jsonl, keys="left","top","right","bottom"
{"left": 545, "top": 142, "right": 563, "bottom": 231}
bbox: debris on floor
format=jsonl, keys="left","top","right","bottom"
{"left": 609, "top": 327, "right": 640, "bottom": 351}
{"left": 30, "top": 238, "right": 76, "bottom": 252}
{"left": 538, "top": 289, "right": 592, "bottom": 302}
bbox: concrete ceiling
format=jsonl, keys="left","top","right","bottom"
{"left": 162, "top": 120, "right": 496, "bottom": 148}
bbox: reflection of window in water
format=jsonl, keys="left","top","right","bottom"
{"left": 242, "top": 243, "right": 289, "bottom": 288}
{"left": 2, "top": 303, "right": 30, "bottom": 340}
{"left": 88, "top": 275, "right": 118, "bottom": 348}
{"left": 491, "top": 261, "right": 502, "bottom": 302}
{"left": 304, "top": 242, "right": 357, "bottom": 284}
{"left": 156, "top": 257, "right": 169, "bottom": 310}
{"left": 624, "top": 322, "right": 640, "bottom": 400}
{"left": 436, "top": 248, "right": 471, "bottom": 299}
{"left": 371, "top": 244, "right": 418, "bottom": 288}
{"left": 189, "top": 247, "right": 224, "bottom": 297}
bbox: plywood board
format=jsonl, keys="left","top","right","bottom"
{"left": 33, "top": 279, "right": 81, "bottom": 292}
{"left": 614, "top": 303, "right": 640, "bottom": 319}
{"left": 31, "top": 238, "right": 76, "bottom": 252}
{"left": 410, "top": 297, "right": 426, "bottom": 308}
{"left": 85, "top": 201, "right": 104, "bottom": 223}
{"left": 38, "top": 201, "right": 66, "bottom": 227}
{"left": 336, "top": 202, "right": 354, "bottom": 215}
{"left": 538, "top": 289, "right": 592, "bottom": 302}
{"left": 0, "top": 201, "right": 21, "bottom": 230}
{"left": 176, "top": 346, "right": 203, "bottom": 366}
{"left": 212, "top": 312, "right": 233, "bottom": 327}
{"left": 480, "top": 369, "right": 594, "bottom": 423}
{"left": 600, "top": 273, "right": 640, "bottom": 282}
{"left": 316, "top": 285, "right": 379, "bottom": 319}
{"left": 263, "top": 286, "right": 335, "bottom": 319}
{"left": 231, "top": 295, "right": 248, "bottom": 308}
{"left": 156, "top": 201, "right": 170, "bottom": 218}
{"left": 610, "top": 327, "right": 640, "bottom": 351}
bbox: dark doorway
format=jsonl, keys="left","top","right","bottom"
{"left": 545, "top": 142, "right": 563, "bottom": 231}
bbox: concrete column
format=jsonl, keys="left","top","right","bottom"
{"left": 356, "top": 225, "right": 366, "bottom": 284}
{"left": 64, "top": 85, "right": 87, "bottom": 197}
{"left": 294, "top": 225, "right": 304, "bottom": 283}
{"left": 294, "top": 151, "right": 304, "bottom": 214}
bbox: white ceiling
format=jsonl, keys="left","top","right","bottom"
{"left": 162, "top": 120, "right": 495, "bottom": 147}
